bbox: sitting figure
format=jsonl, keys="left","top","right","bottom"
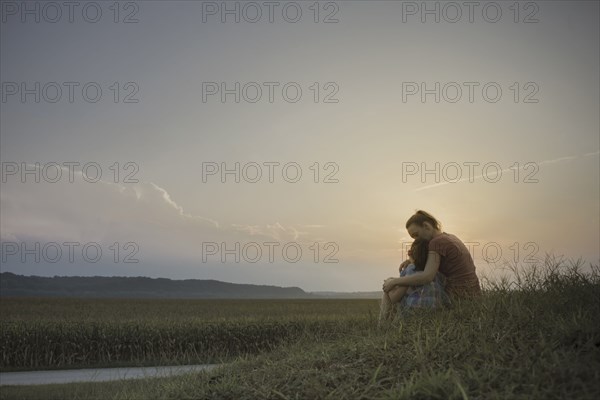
{"left": 379, "top": 238, "right": 448, "bottom": 326}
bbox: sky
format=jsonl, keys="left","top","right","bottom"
{"left": 1, "top": 0, "right": 599, "bottom": 292}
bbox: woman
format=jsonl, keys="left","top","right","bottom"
{"left": 383, "top": 210, "right": 482, "bottom": 300}
{"left": 378, "top": 238, "right": 448, "bottom": 325}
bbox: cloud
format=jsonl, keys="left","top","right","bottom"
{"left": 149, "top": 182, "right": 219, "bottom": 228}
{"left": 413, "top": 151, "right": 600, "bottom": 192}
{"left": 230, "top": 222, "right": 311, "bottom": 242}
{"left": 0, "top": 164, "right": 323, "bottom": 261}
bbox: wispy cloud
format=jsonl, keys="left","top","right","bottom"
{"left": 230, "top": 222, "right": 314, "bottom": 242}
{"left": 149, "top": 182, "right": 219, "bottom": 228}
{"left": 1, "top": 164, "right": 324, "bottom": 248}
{"left": 413, "top": 151, "right": 600, "bottom": 192}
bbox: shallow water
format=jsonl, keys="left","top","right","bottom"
{"left": 0, "top": 364, "right": 221, "bottom": 386}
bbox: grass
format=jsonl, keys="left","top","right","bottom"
{"left": 0, "top": 299, "right": 376, "bottom": 371}
{"left": 1, "top": 256, "right": 599, "bottom": 399}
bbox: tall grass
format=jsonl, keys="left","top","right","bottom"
{"left": 1, "top": 256, "right": 599, "bottom": 399}
{"left": 0, "top": 299, "right": 376, "bottom": 370}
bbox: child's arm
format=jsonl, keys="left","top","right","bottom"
{"left": 386, "top": 252, "right": 440, "bottom": 291}
{"left": 398, "top": 257, "right": 414, "bottom": 274}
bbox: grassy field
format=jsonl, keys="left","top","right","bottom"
{"left": 1, "top": 258, "right": 599, "bottom": 399}
{"left": 0, "top": 298, "right": 377, "bottom": 371}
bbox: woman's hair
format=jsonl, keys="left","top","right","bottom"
{"left": 410, "top": 238, "right": 430, "bottom": 271}
{"left": 405, "top": 210, "right": 441, "bottom": 231}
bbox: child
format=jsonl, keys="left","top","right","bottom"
{"left": 399, "top": 238, "right": 448, "bottom": 309}
{"left": 378, "top": 238, "right": 448, "bottom": 326}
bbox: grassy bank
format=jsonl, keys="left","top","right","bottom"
{"left": 1, "top": 258, "right": 599, "bottom": 399}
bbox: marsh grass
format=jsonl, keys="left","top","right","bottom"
{"left": 1, "top": 256, "right": 599, "bottom": 399}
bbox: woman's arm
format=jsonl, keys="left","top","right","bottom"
{"left": 383, "top": 251, "right": 440, "bottom": 292}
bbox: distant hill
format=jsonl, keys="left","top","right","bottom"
{"left": 310, "top": 291, "right": 382, "bottom": 299}
{"left": 0, "top": 272, "right": 383, "bottom": 299}
{"left": 0, "top": 272, "right": 314, "bottom": 299}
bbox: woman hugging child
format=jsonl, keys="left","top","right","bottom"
{"left": 378, "top": 238, "right": 449, "bottom": 326}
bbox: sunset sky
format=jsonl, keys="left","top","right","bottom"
{"left": 1, "top": 1, "right": 598, "bottom": 291}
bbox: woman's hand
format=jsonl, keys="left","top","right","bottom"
{"left": 382, "top": 277, "right": 399, "bottom": 293}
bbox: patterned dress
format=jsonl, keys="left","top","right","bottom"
{"left": 398, "top": 264, "right": 449, "bottom": 309}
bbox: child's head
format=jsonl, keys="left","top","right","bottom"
{"left": 410, "top": 238, "right": 430, "bottom": 271}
